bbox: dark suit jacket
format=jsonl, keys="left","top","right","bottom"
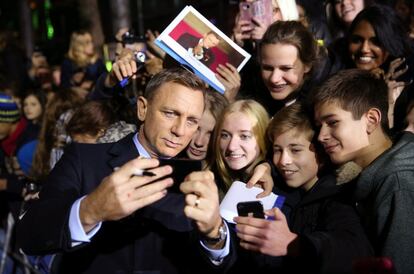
{"left": 17, "top": 133, "right": 235, "bottom": 274}
{"left": 177, "top": 33, "right": 215, "bottom": 68}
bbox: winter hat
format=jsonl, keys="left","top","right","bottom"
{"left": 0, "top": 93, "right": 20, "bottom": 123}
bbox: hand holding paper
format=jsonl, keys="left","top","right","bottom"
{"left": 219, "top": 181, "right": 284, "bottom": 223}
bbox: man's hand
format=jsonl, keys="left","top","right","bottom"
{"left": 180, "top": 171, "right": 223, "bottom": 247}
{"left": 234, "top": 208, "right": 298, "bottom": 256}
{"left": 246, "top": 162, "right": 274, "bottom": 198}
{"left": 79, "top": 158, "right": 173, "bottom": 232}
{"left": 105, "top": 55, "right": 138, "bottom": 87}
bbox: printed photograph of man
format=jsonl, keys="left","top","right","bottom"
{"left": 177, "top": 31, "right": 220, "bottom": 68}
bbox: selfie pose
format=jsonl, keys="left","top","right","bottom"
{"left": 232, "top": 103, "right": 373, "bottom": 274}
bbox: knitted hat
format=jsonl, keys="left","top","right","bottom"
{"left": 0, "top": 93, "right": 20, "bottom": 123}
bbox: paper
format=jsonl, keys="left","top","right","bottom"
{"left": 220, "top": 181, "right": 285, "bottom": 223}
{"left": 155, "top": 5, "right": 251, "bottom": 94}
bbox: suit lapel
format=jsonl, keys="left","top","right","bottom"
{"left": 107, "top": 133, "right": 140, "bottom": 169}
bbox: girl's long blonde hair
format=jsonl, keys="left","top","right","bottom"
{"left": 208, "top": 99, "right": 269, "bottom": 191}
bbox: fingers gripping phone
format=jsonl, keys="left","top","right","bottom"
{"left": 237, "top": 201, "right": 265, "bottom": 219}
{"left": 158, "top": 158, "right": 202, "bottom": 192}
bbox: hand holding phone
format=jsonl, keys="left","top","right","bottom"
{"left": 158, "top": 158, "right": 202, "bottom": 192}
{"left": 239, "top": 2, "right": 253, "bottom": 22}
{"left": 237, "top": 201, "right": 265, "bottom": 219}
{"left": 239, "top": 0, "right": 273, "bottom": 26}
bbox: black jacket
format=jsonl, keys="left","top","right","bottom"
{"left": 17, "top": 133, "right": 235, "bottom": 274}
{"left": 228, "top": 174, "right": 373, "bottom": 274}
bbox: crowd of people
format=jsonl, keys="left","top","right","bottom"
{"left": 1, "top": 0, "right": 414, "bottom": 273}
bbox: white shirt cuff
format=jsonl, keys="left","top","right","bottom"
{"left": 200, "top": 221, "right": 231, "bottom": 265}
{"left": 69, "top": 196, "right": 102, "bottom": 246}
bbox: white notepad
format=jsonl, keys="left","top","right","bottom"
{"left": 219, "top": 181, "right": 285, "bottom": 224}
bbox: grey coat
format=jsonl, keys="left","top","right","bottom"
{"left": 352, "top": 132, "right": 414, "bottom": 274}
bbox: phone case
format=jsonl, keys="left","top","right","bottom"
{"left": 251, "top": 0, "right": 273, "bottom": 26}
{"left": 239, "top": 2, "right": 253, "bottom": 22}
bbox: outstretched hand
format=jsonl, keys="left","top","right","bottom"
{"left": 246, "top": 162, "right": 274, "bottom": 198}
{"left": 232, "top": 14, "right": 254, "bottom": 47}
{"left": 234, "top": 207, "right": 298, "bottom": 256}
{"left": 106, "top": 54, "right": 138, "bottom": 87}
{"left": 180, "top": 171, "right": 223, "bottom": 242}
{"left": 216, "top": 63, "right": 241, "bottom": 103}
{"left": 80, "top": 158, "right": 173, "bottom": 232}
{"left": 372, "top": 58, "right": 412, "bottom": 128}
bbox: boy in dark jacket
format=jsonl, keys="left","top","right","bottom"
{"left": 312, "top": 69, "right": 414, "bottom": 274}
{"left": 233, "top": 102, "right": 372, "bottom": 274}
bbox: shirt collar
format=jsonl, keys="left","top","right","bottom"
{"left": 133, "top": 133, "right": 151, "bottom": 158}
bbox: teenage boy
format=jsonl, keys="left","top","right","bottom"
{"left": 312, "top": 69, "right": 414, "bottom": 274}
{"left": 233, "top": 102, "right": 372, "bottom": 274}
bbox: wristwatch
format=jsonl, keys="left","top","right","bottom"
{"left": 202, "top": 222, "right": 227, "bottom": 244}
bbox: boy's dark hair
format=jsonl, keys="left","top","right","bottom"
{"left": 311, "top": 69, "right": 391, "bottom": 136}
{"left": 144, "top": 67, "right": 207, "bottom": 103}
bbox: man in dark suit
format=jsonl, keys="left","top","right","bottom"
{"left": 17, "top": 63, "right": 234, "bottom": 273}
{"left": 177, "top": 31, "right": 220, "bottom": 68}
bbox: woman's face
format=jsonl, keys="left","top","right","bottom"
{"left": 80, "top": 33, "right": 94, "bottom": 56}
{"left": 219, "top": 111, "right": 260, "bottom": 171}
{"left": 23, "top": 95, "right": 43, "bottom": 122}
{"left": 349, "top": 20, "right": 389, "bottom": 71}
{"left": 261, "top": 43, "right": 310, "bottom": 101}
{"left": 186, "top": 110, "right": 216, "bottom": 160}
{"left": 271, "top": 0, "right": 283, "bottom": 22}
{"left": 334, "top": 0, "right": 365, "bottom": 26}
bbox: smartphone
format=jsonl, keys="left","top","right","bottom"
{"left": 158, "top": 158, "right": 202, "bottom": 192}
{"left": 239, "top": 0, "right": 273, "bottom": 26}
{"left": 237, "top": 201, "right": 265, "bottom": 218}
{"left": 239, "top": 2, "right": 253, "bottom": 22}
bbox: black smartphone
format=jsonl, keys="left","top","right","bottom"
{"left": 158, "top": 158, "right": 202, "bottom": 192}
{"left": 237, "top": 201, "right": 265, "bottom": 218}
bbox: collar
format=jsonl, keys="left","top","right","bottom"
{"left": 133, "top": 133, "right": 151, "bottom": 158}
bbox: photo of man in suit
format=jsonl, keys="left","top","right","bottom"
{"left": 17, "top": 60, "right": 233, "bottom": 273}
{"left": 177, "top": 31, "right": 220, "bottom": 68}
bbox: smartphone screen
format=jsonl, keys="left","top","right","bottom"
{"left": 237, "top": 201, "right": 265, "bottom": 218}
{"left": 158, "top": 158, "right": 202, "bottom": 192}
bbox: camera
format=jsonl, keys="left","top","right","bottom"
{"left": 25, "top": 180, "right": 41, "bottom": 194}
{"left": 133, "top": 51, "right": 146, "bottom": 64}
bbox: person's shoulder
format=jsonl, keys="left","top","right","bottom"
{"left": 63, "top": 141, "right": 114, "bottom": 158}
{"left": 386, "top": 132, "right": 414, "bottom": 161}
{"left": 361, "top": 132, "right": 414, "bottom": 184}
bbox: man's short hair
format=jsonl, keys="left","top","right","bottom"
{"left": 144, "top": 67, "right": 207, "bottom": 102}
{"left": 311, "top": 69, "right": 391, "bottom": 136}
{"left": 206, "top": 31, "right": 220, "bottom": 40}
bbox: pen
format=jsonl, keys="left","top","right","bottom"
{"left": 113, "top": 167, "right": 156, "bottom": 177}
{"left": 132, "top": 169, "right": 156, "bottom": 177}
